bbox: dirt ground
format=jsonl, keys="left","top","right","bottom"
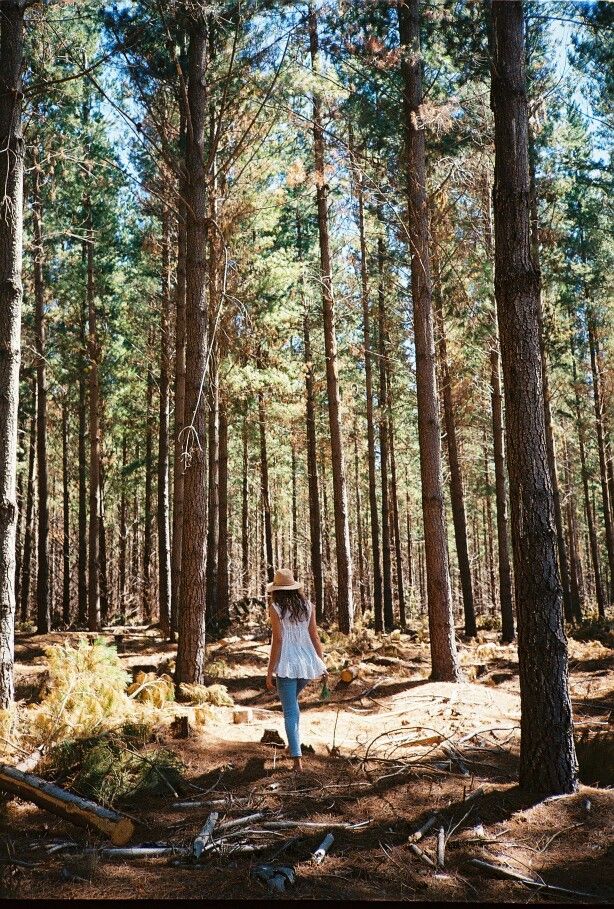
{"left": 2, "top": 621, "right": 613, "bottom": 902}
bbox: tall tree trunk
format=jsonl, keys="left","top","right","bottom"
{"left": 158, "top": 212, "right": 172, "bottom": 638}
{"left": 291, "top": 442, "right": 298, "bottom": 577}
{"left": 587, "top": 317, "right": 614, "bottom": 602}
{"left": 175, "top": 16, "right": 209, "bottom": 685}
{"left": 15, "top": 465, "right": 23, "bottom": 620}
{"left": 77, "top": 296, "right": 88, "bottom": 627}
{"left": 205, "top": 189, "right": 220, "bottom": 631}
{"left": 490, "top": 0, "right": 577, "bottom": 794}
{"left": 489, "top": 344, "right": 515, "bottom": 641}
{"left": 353, "top": 431, "right": 366, "bottom": 616}
{"left": 85, "top": 186, "right": 100, "bottom": 632}
{"left": 433, "top": 267, "right": 476, "bottom": 637}
{"left": 171, "top": 188, "right": 187, "bottom": 642}
{"left": 31, "top": 147, "right": 50, "bottom": 635}
{"left": 61, "top": 401, "right": 70, "bottom": 626}
{"left": 99, "top": 459, "right": 109, "bottom": 626}
{"left": 258, "top": 372, "right": 274, "bottom": 586}
{"left": 20, "top": 380, "right": 37, "bottom": 625}
{"left": 298, "top": 215, "right": 324, "bottom": 622}
{"left": 483, "top": 429, "right": 497, "bottom": 610}
{"left": 377, "top": 235, "right": 394, "bottom": 632}
{"left": 571, "top": 345, "right": 606, "bottom": 618}
{"left": 143, "top": 350, "right": 153, "bottom": 623}
{"left": 119, "top": 434, "right": 127, "bottom": 623}
{"left": 482, "top": 173, "right": 515, "bottom": 642}
{"left": 0, "top": 1, "right": 26, "bottom": 705}
{"left": 398, "top": 1, "right": 460, "bottom": 680}
{"left": 308, "top": 4, "right": 354, "bottom": 633}
{"left": 562, "top": 437, "right": 583, "bottom": 622}
{"left": 387, "top": 390, "right": 407, "bottom": 629}
{"left": 217, "top": 392, "right": 230, "bottom": 629}
{"left": 351, "top": 146, "right": 384, "bottom": 632}
{"left": 405, "top": 478, "right": 414, "bottom": 602}
{"left": 241, "top": 408, "right": 249, "bottom": 595}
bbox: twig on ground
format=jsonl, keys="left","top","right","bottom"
{"left": 409, "top": 842, "right": 436, "bottom": 868}
{"left": 468, "top": 858, "right": 599, "bottom": 900}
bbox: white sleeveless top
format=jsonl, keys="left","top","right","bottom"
{"left": 273, "top": 601, "right": 327, "bottom": 679}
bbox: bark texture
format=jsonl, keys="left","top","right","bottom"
{"left": 490, "top": 0, "right": 577, "bottom": 794}
{"left": 398, "top": 0, "right": 460, "bottom": 680}
{"left": 175, "top": 17, "right": 209, "bottom": 685}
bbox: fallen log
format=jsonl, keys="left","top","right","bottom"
{"left": 217, "top": 811, "right": 266, "bottom": 831}
{"left": 437, "top": 826, "right": 445, "bottom": 868}
{"left": 0, "top": 764, "right": 135, "bottom": 845}
{"left": 262, "top": 819, "right": 370, "bottom": 831}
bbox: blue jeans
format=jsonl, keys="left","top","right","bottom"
{"left": 276, "top": 677, "right": 309, "bottom": 758}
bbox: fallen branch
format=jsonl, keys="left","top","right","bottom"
{"left": 101, "top": 845, "right": 187, "bottom": 859}
{"left": 217, "top": 811, "right": 266, "bottom": 832}
{"left": 408, "top": 813, "right": 439, "bottom": 844}
{"left": 312, "top": 833, "right": 334, "bottom": 864}
{"left": 262, "top": 819, "right": 370, "bottom": 831}
{"left": 194, "top": 811, "right": 218, "bottom": 859}
{"left": 0, "top": 764, "right": 135, "bottom": 845}
{"left": 437, "top": 826, "right": 445, "bottom": 868}
{"left": 409, "top": 842, "right": 436, "bottom": 868}
{"left": 469, "top": 858, "right": 598, "bottom": 899}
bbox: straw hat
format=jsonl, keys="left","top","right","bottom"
{"left": 266, "top": 567, "right": 303, "bottom": 593}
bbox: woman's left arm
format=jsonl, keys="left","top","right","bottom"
{"left": 266, "top": 605, "right": 282, "bottom": 690}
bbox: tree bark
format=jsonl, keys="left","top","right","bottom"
{"left": 398, "top": 0, "right": 460, "bottom": 680}
{"left": 61, "top": 401, "right": 70, "bottom": 626}
{"left": 387, "top": 387, "right": 407, "bottom": 629}
{"left": 175, "top": 16, "right": 209, "bottom": 686}
{"left": 353, "top": 431, "right": 366, "bottom": 616}
{"left": 77, "top": 294, "right": 87, "bottom": 627}
{"left": 119, "top": 434, "right": 127, "bottom": 624}
{"left": 308, "top": 4, "right": 354, "bottom": 633}
{"left": 241, "top": 408, "right": 249, "bottom": 595}
{"left": 562, "top": 436, "right": 583, "bottom": 622}
{"left": 158, "top": 212, "right": 172, "bottom": 638}
{"left": 433, "top": 268, "right": 476, "bottom": 637}
{"left": 216, "top": 391, "right": 230, "bottom": 630}
{"left": 99, "top": 458, "right": 109, "bottom": 626}
{"left": 20, "top": 380, "right": 36, "bottom": 626}
{"left": 351, "top": 151, "right": 383, "bottom": 633}
{"left": 258, "top": 364, "right": 273, "bottom": 586}
{"left": 482, "top": 174, "right": 516, "bottom": 642}
{"left": 587, "top": 317, "right": 614, "bottom": 602}
{"left": 490, "top": 0, "right": 577, "bottom": 794}
{"left": 142, "top": 349, "right": 153, "bottom": 623}
{"left": 377, "top": 235, "right": 394, "bottom": 632}
{"left": 571, "top": 344, "right": 606, "bottom": 618}
{"left": 171, "top": 188, "right": 187, "bottom": 642}
{"left": 291, "top": 442, "right": 298, "bottom": 577}
{"left": 84, "top": 179, "right": 101, "bottom": 632}
{"left": 298, "top": 214, "right": 324, "bottom": 622}
{"left": 0, "top": 0, "right": 27, "bottom": 705}
{"left": 31, "top": 147, "right": 49, "bottom": 634}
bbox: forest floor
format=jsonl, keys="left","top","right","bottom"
{"left": 2, "top": 616, "right": 614, "bottom": 903}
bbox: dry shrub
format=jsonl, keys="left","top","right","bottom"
{"left": 127, "top": 672, "right": 174, "bottom": 708}
{"left": 0, "top": 706, "right": 19, "bottom": 761}
{"left": 207, "top": 659, "right": 231, "bottom": 679}
{"left": 178, "top": 683, "right": 234, "bottom": 707}
{"left": 567, "top": 638, "right": 612, "bottom": 661}
{"left": 32, "top": 640, "right": 133, "bottom": 744}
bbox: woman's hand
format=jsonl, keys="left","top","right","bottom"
{"left": 266, "top": 673, "right": 275, "bottom": 691}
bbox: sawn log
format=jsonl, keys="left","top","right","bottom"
{"left": 0, "top": 764, "right": 135, "bottom": 845}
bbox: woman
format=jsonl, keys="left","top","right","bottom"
{"left": 265, "top": 568, "right": 327, "bottom": 771}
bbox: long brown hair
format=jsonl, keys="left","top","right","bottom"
{"left": 272, "top": 589, "right": 310, "bottom": 623}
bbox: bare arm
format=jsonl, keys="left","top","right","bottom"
{"left": 266, "top": 605, "right": 282, "bottom": 686}
{"left": 308, "top": 606, "right": 325, "bottom": 663}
